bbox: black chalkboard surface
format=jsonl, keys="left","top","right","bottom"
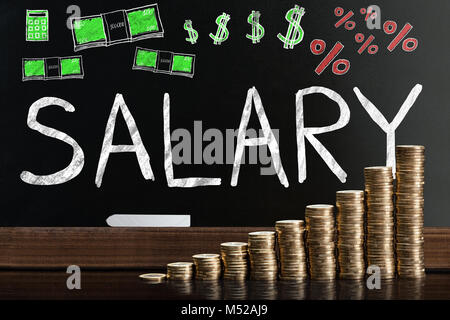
{"left": 1, "top": 0, "right": 449, "bottom": 226}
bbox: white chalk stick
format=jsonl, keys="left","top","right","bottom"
{"left": 106, "top": 214, "right": 191, "bottom": 227}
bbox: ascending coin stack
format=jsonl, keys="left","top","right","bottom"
{"left": 305, "top": 205, "right": 336, "bottom": 281}
{"left": 364, "top": 166, "right": 396, "bottom": 279}
{"left": 336, "top": 190, "right": 366, "bottom": 279}
{"left": 248, "top": 231, "right": 278, "bottom": 280}
{"left": 167, "top": 262, "right": 194, "bottom": 280}
{"left": 275, "top": 220, "right": 307, "bottom": 281}
{"left": 140, "top": 145, "right": 427, "bottom": 284}
{"left": 395, "top": 145, "right": 425, "bottom": 278}
{"left": 221, "top": 242, "right": 249, "bottom": 281}
{"left": 192, "top": 254, "right": 222, "bottom": 280}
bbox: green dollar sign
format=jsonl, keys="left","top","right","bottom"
{"left": 277, "top": 5, "right": 305, "bottom": 49}
{"left": 246, "top": 10, "right": 265, "bottom": 44}
{"left": 184, "top": 20, "right": 198, "bottom": 44}
{"left": 209, "top": 13, "right": 230, "bottom": 45}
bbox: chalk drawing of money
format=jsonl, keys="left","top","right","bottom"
{"left": 246, "top": 11, "right": 264, "bottom": 44}
{"left": 132, "top": 47, "right": 195, "bottom": 78}
{"left": 184, "top": 20, "right": 198, "bottom": 44}
{"left": 277, "top": 5, "right": 305, "bottom": 49}
{"left": 209, "top": 13, "right": 230, "bottom": 45}
{"left": 70, "top": 4, "right": 164, "bottom": 51}
{"left": 22, "top": 56, "right": 84, "bottom": 81}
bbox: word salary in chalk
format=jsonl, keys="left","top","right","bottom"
{"left": 20, "top": 84, "right": 422, "bottom": 188}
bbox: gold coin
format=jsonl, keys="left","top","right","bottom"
{"left": 139, "top": 273, "right": 167, "bottom": 282}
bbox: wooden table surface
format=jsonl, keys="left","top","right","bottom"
{"left": 1, "top": 270, "right": 449, "bottom": 300}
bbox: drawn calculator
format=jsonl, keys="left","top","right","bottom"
{"left": 26, "top": 10, "right": 49, "bottom": 41}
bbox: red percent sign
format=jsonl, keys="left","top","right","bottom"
{"left": 334, "top": 7, "right": 356, "bottom": 30}
{"left": 310, "top": 39, "right": 350, "bottom": 76}
{"left": 383, "top": 21, "right": 418, "bottom": 52}
{"left": 355, "top": 33, "right": 378, "bottom": 55}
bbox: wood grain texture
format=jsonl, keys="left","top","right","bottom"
{"left": 0, "top": 227, "right": 448, "bottom": 270}
{"left": 423, "top": 227, "right": 450, "bottom": 269}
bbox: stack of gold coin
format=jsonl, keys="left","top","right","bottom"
{"left": 167, "top": 262, "right": 194, "bottom": 280}
{"left": 248, "top": 231, "right": 278, "bottom": 280}
{"left": 364, "top": 166, "right": 396, "bottom": 279}
{"left": 221, "top": 242, "right": 248, "bottom": 280}
{"left": 336, "top": 190, "right": 365, "bottom": 279}
{"left": 305, "top": 205, "right": 336, "bottom": 280}
{"left": 275, "top": 220, "right": 307, "bottom": 281}
{"left": 192, "top": 254, "right": 222, "bottom": 280}
{"left": 395, "top": 145, "right": 425, "bottom": 278}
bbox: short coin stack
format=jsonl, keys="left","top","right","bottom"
{"left": 192, "top": 254, "right": 222, "bottom": 280}
{"left": 395, "top": 145, "right": 425, "bottom": 278}
{"left": 305, "top": 205, "right": 336, "bottom": 280}
{"left": 336, "top": 190, "right": 365, "bottom": 279}
{"left": 221, "top": 242, "right": 249, "bottom": 280}
{"left": 139, "top": 273, "right": 167, "bottom": 283}
{"left": 167, "top": 262, "right": 194, "bottom": 280}
{"left": 275, "top": 220, "right": 307, "bottom": 281}
{"left": 248, "top": 231, "right": 278, "bottom": 280}
{"left": 364, "top": 166, "right": 396, "bottom": 279}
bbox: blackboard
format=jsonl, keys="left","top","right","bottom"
{"left": 1, "top": 0, "right": 449, "bottom": 227}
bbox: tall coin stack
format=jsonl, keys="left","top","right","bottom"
{"left": 364, "top": 166, "right": 396, "bottom": 279}
{"left": 248, "top": 231, "right": 278, "bottom": 280}
{"left": 395, "top": 145, "right": 425, "bottom": 278}
{"left": 192, "top": 254, "right": 222, "bottom": 280}
{"left": 275, "top": 220, "right": 307, "bottom": 281}
{"left": 305, "top": 205, "right": 336, "bottom": 280}
{"left": 167, "top": 262, "right": 194, "bottom": 280}
{"left": 221, "top": 242, "right": 249, "bottom": 280}
{"left": 336, "top": 190, "right": 366, "bottom": 279}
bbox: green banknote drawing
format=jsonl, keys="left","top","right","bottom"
{"left": 22, "top": 56, "right": 84, "bottom": 81}
{"left": 70, "top": 4, "right": 164, "bottom": 51}
{"left": 132, "top": 47, "right": 195, "bottom": 78}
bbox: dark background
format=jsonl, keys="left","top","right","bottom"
{"left": 0, "top": 0, "right": 448, "bottom": 226}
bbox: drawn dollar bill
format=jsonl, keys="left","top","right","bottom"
{"left": 70, "top": 4, "right": 164, "bottom": 51}
{"left": 132, "top": 47, "right": 195, "bottom": 78}
{"left": 22, "top": 56, "right": 84, "bottom": 81}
